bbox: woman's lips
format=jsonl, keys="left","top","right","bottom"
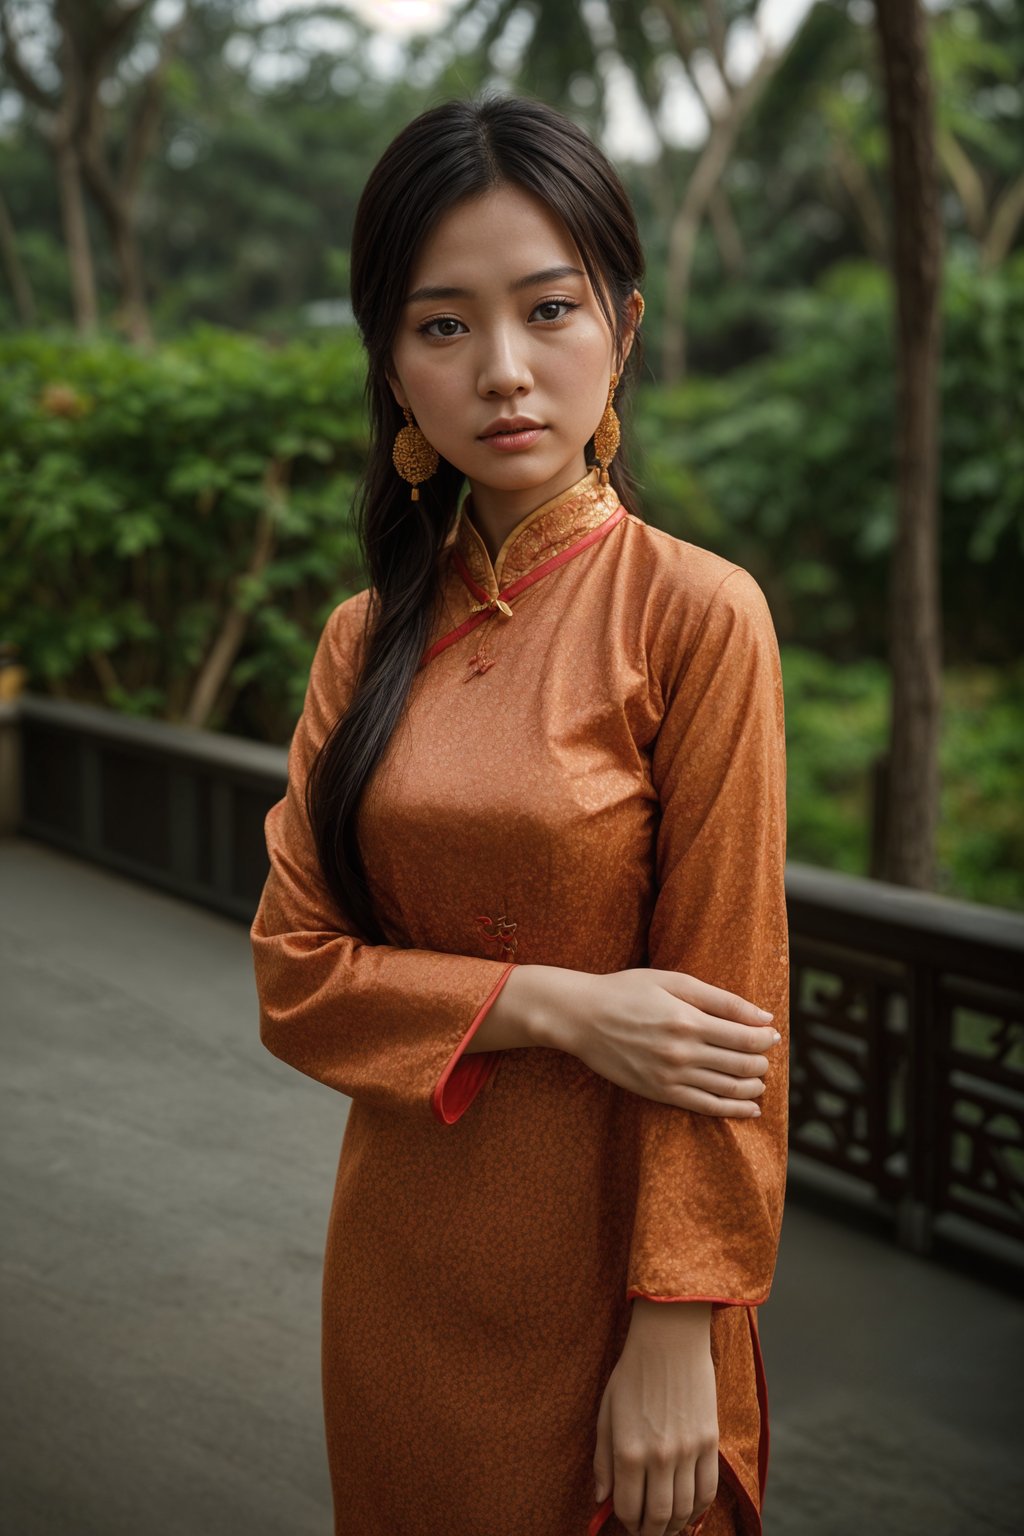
{"left": 479, "top": 426, "right": 547, "bottom": 451}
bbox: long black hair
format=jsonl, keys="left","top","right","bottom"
{"left": 306, "top": 93, "right": 647, "bottom": 941}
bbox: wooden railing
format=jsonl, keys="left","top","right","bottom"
{"left": 3, "top": 693, "right": 1022, "bottom": 1282}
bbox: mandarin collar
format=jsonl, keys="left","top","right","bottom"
{"left": 452, "top": 466, "right": 623, "bottom": 598}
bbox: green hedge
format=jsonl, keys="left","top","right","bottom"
{"left": 0, "top": 324, "right": 369, "bottom": 742}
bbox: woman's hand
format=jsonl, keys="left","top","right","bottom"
{"left": 593, "top": 1299, "right": 718, "bottom": 1536}
{"left": 560, "top": 967, "right": 782, "bottom": 1116}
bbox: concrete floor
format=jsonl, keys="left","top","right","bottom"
{"left": 1, "top": 836, "right": 1021, "bottom": 1536}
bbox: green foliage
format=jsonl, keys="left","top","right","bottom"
{"left": 938, "top": 661, "right": 1024, "bottom": 911}
{"left": 780, "top": 645, "right": 889, "bottom": 874}
{"left": 782, "top": 647, "right": 1024, "bottom": 912}
{"left": 0, "top": 325, "right": 370, "bottom": 737}
{"left": 930, "top": 0, "right": 1024, "bottom": 175}
{"left": 634, "top": 250, "right": 1024, "bottom": 663}
{"left": 1, "top": 0, "right": 1020, "bottom": 356}
{"left": 943, "top": 248, "right": 1024, "bottom": 590}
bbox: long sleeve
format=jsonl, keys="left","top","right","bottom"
{"left": 626, "top": 565, "right": 790, "bottom": 1307}
{"left": 250, "top": 593, "right": 518, "bottom": 1125}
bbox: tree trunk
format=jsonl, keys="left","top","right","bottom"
{"left": 54, "top": 135, "right": 99, "bottom": 333}
{"left": 873, "top": 0, "right": 944, "bottom": 890}
{"left": 707, "top": 184, "right": 745, "bottom": 276}
{"left": 662, "top": 116, "right": 739, "bottom": 383}
{"left": 181, "top": 464, "right": 281, "bottom": 729}
{"left": 110, "top": 208, "right": 153, "bottom": 346}
{"left": 0, "top": 187, "right": 35, "bottom": 323}
{"left": 0, "top": 1, "right": 100, "bottom": 331}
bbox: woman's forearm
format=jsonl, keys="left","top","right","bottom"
{"left": 630, "top": 1297, "right": 712, "bottom": 1332}
{"left": 462, "top": 964, "right": 588, "bottom": 1054}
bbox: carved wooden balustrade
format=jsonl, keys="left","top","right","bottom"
{"left": 3, "top": 694, "right": 1021, "bottom": 1282}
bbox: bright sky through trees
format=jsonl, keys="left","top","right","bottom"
{"left": 250, "top": 0, "right": 819, "bottom": 160}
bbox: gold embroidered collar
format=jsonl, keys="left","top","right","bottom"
{"left": 452, "top": 465, "right": 623, "bottom": 599}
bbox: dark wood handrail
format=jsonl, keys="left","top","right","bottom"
{"left": 3, "top": 692, "right": 1021, "bottom": 1286}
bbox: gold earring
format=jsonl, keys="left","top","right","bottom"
{"left": 592, "top": 371, "right": 620, "bottom": 486}
{"left": 392, "top": 405, "right": 438, "bottom": 501}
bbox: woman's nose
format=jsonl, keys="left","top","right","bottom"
{"left": 476, "top": 333, "right": 533, "bottom": 397}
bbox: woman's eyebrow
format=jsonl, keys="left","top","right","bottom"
{"left": 403, "top": 264, "right": 586, "bottom": 305}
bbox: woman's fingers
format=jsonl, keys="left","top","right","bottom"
{"left": 696, "top": 1043, "right": 773, "bottom": 1081}
{"left": 612, "top": 1452, "right": 646, "bottom": 1535}
{"left": 669, "top": 1460, "right": 698, "bottom": 1534}
{"left": 650, "top": 972, "right": 781, "bottom": 1058}
{"left": 639, "top": 1463, "right": 679, "bottom": 1536}
{"left": 683, "top": 1066, "right": 767, "bottom": 1100}
{"left": 690, "top": 1450, "right": 719, "bottom": 1529}
{"left": 652, "top": 969, "right": 774, "bottom": 1027}
{"left": 593, "top": 1381, "right": 614, "bottom": 1507}
{"left": 669, "top": 1083, "right": 764, "bottom": 1117}
{"left": 683, "top": 1008, "right": 781, "bottom": 1062}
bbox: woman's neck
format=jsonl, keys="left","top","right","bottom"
{"left": 465, "top": 454, "right": 590, "bottom": 566}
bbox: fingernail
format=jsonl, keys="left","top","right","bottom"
{"left": 757, "top": 1009, "right": 773, "bottom": 1021}
{"left": 772, "top": 1030, "right": 782, "bottom": 1042}
{"left": 752, "top": 1106, "right": 761, "bottom": 1116}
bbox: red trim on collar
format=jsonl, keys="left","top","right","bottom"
{"left": 420, "top": 502, "right": 628, "bottom": 669}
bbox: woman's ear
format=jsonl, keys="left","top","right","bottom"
{"left": 619, "top": 289, "right": 644, "bottom": 371}
{"left": 386, "top": 371, "right": 409, "bottom": 413}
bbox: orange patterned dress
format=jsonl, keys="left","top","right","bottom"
{"left": 251, "top": 464, "right": 790, "bottom": 1535}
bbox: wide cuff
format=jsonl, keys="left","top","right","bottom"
{"left": 431, "top": 961, "right": 518, "bottom": 1124}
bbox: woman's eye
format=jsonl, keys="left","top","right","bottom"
{"left": 417, "top": 315, "right": 465, "bottom": 339}
{"left": 533, "top": 299, "right": 578, "bottom": 322}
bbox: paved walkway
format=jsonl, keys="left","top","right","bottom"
{"left": 1, "top": 836, "right": 1020, "bottom": 1535}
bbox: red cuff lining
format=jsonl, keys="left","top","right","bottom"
{"left": 431, "top": 962, "right": 518, "bottom": 1124}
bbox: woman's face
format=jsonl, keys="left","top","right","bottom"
{"left": 386, "top": 181, "right": 640, "bottom": 509}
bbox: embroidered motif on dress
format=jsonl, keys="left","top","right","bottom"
{"left": 475, "top": 913, "right": 518, "bottom": 960}
{"left": 464, "top": 641, "right": 497, "bottom": 679}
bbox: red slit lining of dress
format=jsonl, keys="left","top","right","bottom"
{"left": 748, "top": 1305, "right": 770, "bottom": 1506}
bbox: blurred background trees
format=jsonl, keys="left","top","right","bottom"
{"left": 1, "top": 0, "right": 1021, "bottom": 906}
{"left": 5, "top": 2, "right": 1021, "bottom": 355}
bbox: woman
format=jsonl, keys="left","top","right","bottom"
{"left": 251, "top": 94, "right": 789, "bottom": 1536}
